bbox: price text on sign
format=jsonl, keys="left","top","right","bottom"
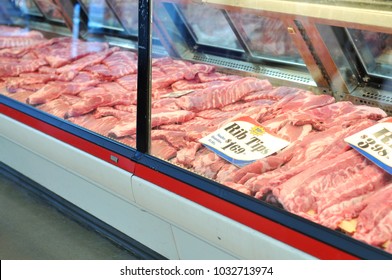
{"left": 345, "top": 120, "right": 392, "bottom": 174}
{"left": 199, "top": 116, "right": 290, "bottom": 167}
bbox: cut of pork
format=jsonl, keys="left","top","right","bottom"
{"left": 5, "top": 73, "right": 57, "bottom": 93}
{"left": 352, "top": 183, "right": 392, "bottom": 247}
{"left": 102, "top": 50, "right": 138, "bottom": 78}
{"left": 151, "top": 139, "right": 178, "bottom": 160}
{"left": 176, "top": 77, "right": 273, "bottom": 111}
{"left": 68, "top": 114, "right": 120, "bottom": 137}
{"left": 108, "top": 109, "right": 195, "bottom": 138}
{"left": 0, "top": 58, "right": 47, "bottom": 77}
{"left": 55, "top": 47, "right": 119, "bottom": 75}
{"left": 44, "top": 40, "right": 109, "bottom": 68}
{"left": 0, "top": 37, "right": 47, "bottom": 49}
{"left": 26, "top": 78, "right": 98, "bottom": 105}
{"left": 65, "top": 83, "right": 137, "bottom": 118}
{"left": 249, "top": 119, "right": 377, "bottom": 196}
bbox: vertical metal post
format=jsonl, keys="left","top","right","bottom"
{"left": 137, "top": 0, "right": 152, "bottom": 153}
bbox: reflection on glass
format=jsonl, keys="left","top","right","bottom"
{"left": 14, "top": 0, "right": 42, "bottom": 16}
{"left": 0, "top": 23, "right": 138, "bottom": 147}
{"left": 80, "top": 0, "right": 123, "bottom": 30}
{"left": 317, "top": 24, "right": 358, "bottom": 91}
{"left": 179, "top": 4, "right": 240, "bottom": 50}
{"left": 106, "top": 0, "right": 138, "bottom": 33}
{"left": 348, "top": 29, "right": 392, "bottom": 79}
{"left": 35, "top": 0, "right": 64, "bottom": 21}
{"left": 231, "top": 13, "right": 304, "bottom": 65}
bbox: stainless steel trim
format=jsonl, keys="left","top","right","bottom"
{"left": 349, "top": 87, "right": 392, "bottom": 115}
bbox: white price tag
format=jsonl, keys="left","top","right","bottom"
{"left": 345, "top": 119, "right": 392, "bottom": 174}
{"left": 199, "top": 116, "right": 290, "bottom": 167}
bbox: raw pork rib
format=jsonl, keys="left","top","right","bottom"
{"left": 44, "top": 40, "right": 109, "bottom": 68}
{"left": 102, "top": 51, "right": 138, "bottom": 78}
{"left": 247, "top": 119, "right": 377, "bottom": 196}
{"left": 56, "top": 47, "right": 118, "bottom": 75}
{"left": 68, "top": 114, "right": 120, "bottom": 136}
{"left": 6, "top": 73, "right": 57, "bottom": 93}
{"left": 176, "top": 77, "right": 273, "bottom": 111}
{"left": 37, "top": 97, "right": 75, "bottom": 118}
{"left": 151, "top": 130, "right": 187, "bottom": 149}
{"left": 352, "top": 183, "right": 392, "bottom": 248}
{"left": 27, "top": 79, "right": 98, "bottom": 105}
{"left": 2, "top": 26, "right": 392, "bottom": 253}
{"left": 0, "top": 26, "right": 44, "bottom": 38}
{"left": 108, "top": 109, "right": 195, "bottom": 138}
{"left": 274, "top": 149, "right": 391, "bottom": 217}
{"left": 288, "top": 101, "right": 387, "bottom": 130}
{"left": 0, "top": 58, "right": 47, "bottom": 77}
{"left": 65, "top": 83, "right": 136, "bottom": 118}
{"left": 151, "top": 139, "right": 178, "bottom": 160}
{"left": 0, "top": 37, "right": 46, "bottom": 49}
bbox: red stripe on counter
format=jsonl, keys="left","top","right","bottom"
{"left": 135, "top": 163, "right": 359, "bottom": 260}
{"left": 0, "top": 105, "right": 136, "bottom": 174}
{"left": 1, "top": 104, "right": 358, "bottom": 259}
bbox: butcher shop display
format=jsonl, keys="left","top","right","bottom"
{"left": 1, "top": 25, "right": 391, "bottom": 255}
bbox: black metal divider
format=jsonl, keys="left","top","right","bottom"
{"left": 136, "top": 0, "right": 153, "bottom": 153}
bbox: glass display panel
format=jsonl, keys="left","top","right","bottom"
{"left": 106, "top": 0, "right": 138, "bottom": 34}
{"left": 0, "top": 0, "right": 138, "bottom": 148}
{"left": 229, "top": 12, "right": 305, "bottom": 65}
{"left": 34, "top": 0, "right": 65, "bottom": 22}
{"left": 13, "top": 0, "right": 43, "bottom": 16}
{"left": 348, "top": 29, "right": 392, "bottom": 79}
{"left": 149, "top": 2, "right": 392, "bottom": 256}
{"left": 280, "top": 0, "right": 392, "bottom": 10}
{"left": 317, "top": 24, "right": 358, "bottom": 91}
{"left": 178, "top": 4, "right": 241, "bottom": 50}
{"left": 80, "top": 0, "right": 124, "bottom": 31}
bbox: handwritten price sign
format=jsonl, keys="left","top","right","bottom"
{"left": 345, "top": 120, "right": 392, "bottom": 174}
{"left": 199, "top": 116, "right": 290, "bottom": 167}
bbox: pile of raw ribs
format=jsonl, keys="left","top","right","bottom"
{"left": 1, "top": 25, "right": 391, "bottom": 253}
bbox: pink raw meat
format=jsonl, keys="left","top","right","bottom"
{"left": 37, "top": 97, "right": 75, "bottom": 118}
{"left": 352, "top": 183, "right": 392, "bottom": 246}
{"left": 196, "top": 72, "right": 240, "bottom": 82}
{"left": 116, "top": 75, "right": 137, "bottom": 91}
{"left": 192, "top": 148, "right": 227, "bottom": 180}
{"left": 0, "top": 37, "right": 47, "bottom": 49}
{"left": 151, "top": 139, "right": 178, "bottom": 160}
{"left": 289, "top": 101, "right": 387, "bottom": 130}
{"left": 26, "top": 79, "right": 98, "bottom": 105}
{"left": 68, "top": 114, "right": 120, "bottom": 136}
{"left": 65, "top": 84, "right": 136, "bottom": 118}
{"left": 176, "top": 77, "right": 273, "bottom": 111}
{"left": 108, "top": 109, "right": 195, "bottom": 138}
{"left": 257, "top": 91, "right": 335, "bottom": 123}
{"left": 175, "top": 141, "right": 203, "bottom": 167}
{"left": 44, "top": 40, "right": 109, "bottom": 68}
{"left": 6, "top": 73, "right": 57, "bottom": 93}
{"left": 102, "top": 50, "right": 138, "bottom": 78}
{"left": 55, "top": 47, "right": 119, "bottom": 75}
{"left": 243, "top": 86, "right": 301, "bottom": 102}
{"left": 273, "top": 149, "right": 390, "bottom": 218}
{"left": 93, "top": 106, "right": 135, "bottom": 119}
{"left": 0, "top": 58, "right": 47, "bottom": 77}
{"left": 151, "top": 130, "right": 187, "bottom": 149}
{"left": 249, "top": 119, "right": 377, "bottom": 196}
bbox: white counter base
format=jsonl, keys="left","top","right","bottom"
{"left": 0, "top": 114, "right": 315, "bottom": 259}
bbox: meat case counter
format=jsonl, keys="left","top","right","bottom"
{"left": 1, "top": 0, "right": 392, "bottom": 259}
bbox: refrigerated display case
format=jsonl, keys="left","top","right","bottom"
{"left": 1, "top": 0, "right": 392, "bottom": 259}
